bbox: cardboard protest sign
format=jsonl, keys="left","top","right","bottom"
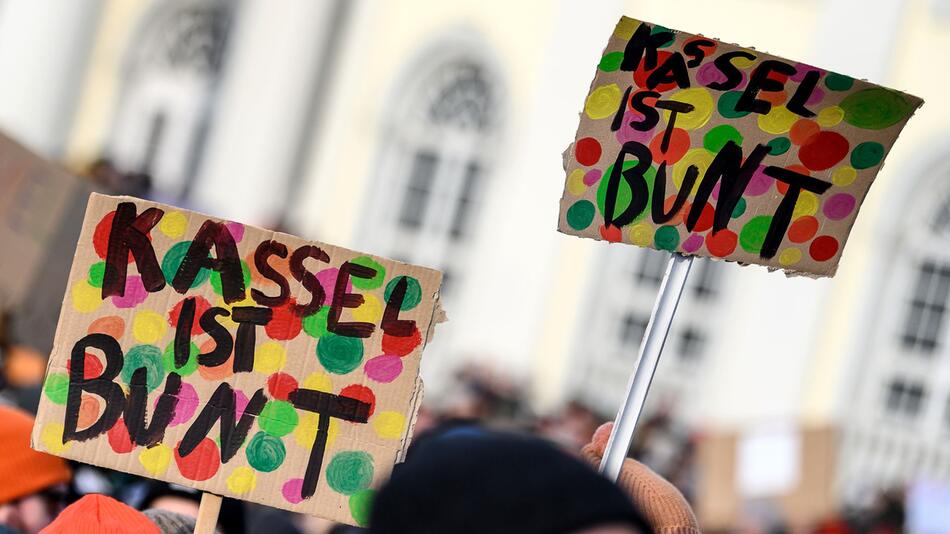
{"left": 559, "top": 17, "right": 922, "bottom": 276}
{"left": 31, "top": 193, "right": 442, "bottom": 526}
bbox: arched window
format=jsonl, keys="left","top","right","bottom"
{"left": 107, "top": 0, "right": 232, "bottom": 199}
{"left": 361, "top": 50, "right": 502, "bottom": 300}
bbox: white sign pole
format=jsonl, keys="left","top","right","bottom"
{"left": 599, "top": 253, "right": 693, "bottom": 481}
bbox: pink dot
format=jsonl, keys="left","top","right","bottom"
{"left": 316, "top": 268, "right": 352, "bottom": 304}
{"left": 823, "top": 193, "right": 856, "bottom": 220}
{"left": 583, "top": 169, "right": 602, "bottom": 186}
{"left": 233, "top": 389, "right": 249, "bottom": 419}
{"left": 154, "top": 382, "right": 198, "bottom": 426}
{"left": 806, "top": 87, "right": 825, "bottom": 106}
{"left": 744, "top": 166, "right": 774, "bottom": 197}
{"left": 225, "top": 222, "right": 245, "bottom": 242}
{"left": 697, "top": 62, "right": 747, "bottom": 89}
{"left": 682, "top": 234, "right": 704, "bottom": 253}
{"left": 615, "top": 112, "right": 654, "bottom": 145}
{"left": 112, "top": 276, "right": 148, "bottom": 308}
{"left": 790, "top": 64, "right": 825, "bottom": 82}
{"left": 282, "top": 478, "right": 305, "bottom": 504}
{"left": 364, "top": 355, "right": 403, "bottom": 383}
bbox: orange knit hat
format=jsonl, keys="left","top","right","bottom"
{"left": 41, "top": 494, "right": 160, "bottom": 534}
{"left": 583, "top": 422, "right": 701, "bottom": 534}
{"left": 0, "top": 405, "right": 72, "bottom": 505}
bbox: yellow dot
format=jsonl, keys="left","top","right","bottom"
{"left": 227, "top": 466, "right": 257, "bottom": 494}
{"left": 816, "top": 106, "right": 844, "bottom": 127}
{"left": 254, "top": 342, "right": 287, "bottom": 374}
{"left": 294, "top": 412, "right": 339, "bottom": 448}
{"left": 614, "top": 17, "right": 639, "bottom": 40}
{"left": 159, "top": 211, "right": 188, "bottom": 238}
{"left": 629, "top": 223, "right": 653, "bottom": 247}
{"left": 585, "top": 83, "right": 622, "bottom": 120}
{"left": 353, "top": 294, "right": 383, "bottom": 324}
{"left": 217, "top": 292, "right": 253, "bottom": 328}
{"left": 372, "top": 411, "right": 406, "bottom": 440}
{"left": 302, "top": 372, "right": 332, "bottom": 392}
{"left": 40, "top": 423, "right": 71, "bottom": 454}
{"left": 758, "top": 106, "right": 797, "bottom": 134}
{"left": 139, "top": 443, "right": 172, "bottom": 475}
{"left": 832, "top": 166, "right": 857, "bottom": 186}
{"left": 733, "top": 54, "right": 757, "bottom": 69}
{"left": 567, "top": 169, "right": 587, "bottom": 196}
{"left": 673, "top": 148, "right": 713, "bottom": 195}
{"left": 132, "top": 311, "right": 167, "bottom": 344}
{"left": 71, "top": 281, "right": 102, "bottom": 313}
{"left": 665, "top": 88, "right": 713, "bottom": 130}
{"left": 779, "top": 248, "right": 802, "bottom": 266}
{"left": 793, "top": 191, "right": 819, "bottom": 218}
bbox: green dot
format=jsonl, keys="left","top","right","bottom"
{"left": 349, "top": 489, "right": 375, "bottom": 526}
{"left": 850, "top": 141, "right": 885, "bottom": 169}
{"left": 651, "top": 25, "right": 675, "bottom": 47}
{"left": 732, "top": 197, "right": 747, "bottom": 219}
{"left": 739, "top": 216, "right": 773, "bottom": 254}
{"left": 88, "top": 262, "right": 106, "bottom": 288}
{"left": 349, "top": 256, "right": 386, "bottom": 290}
{"left": 302, "top": 306, "right": 330, "bottom": 339}
{"left": 259, "top": 400, "right": 299, "bottom": 437}
{"left": 654, "top": 225, "right": 680, "bottom": 251}
{"left": 246, "top": 431, "right": 286, "bottom": 472}
{"left": 210, "top": 260, "right": 251, "bottom": 296}
{"left": 384, "top": 276, "right": 421, "bottom": 311}
{"left": 162, "top": 341, "right": 199, "bottom": 376}
{"left": 44, "top": 372, "right": 69, "bottom": 405}
{"left": 703, "top": 124, "right": 743, "bottom": 153}
{"left": 717, "top": 91, "right": 749, "bottom": 119}
{"left": 162, "top": 241, "right": 210, "bottom": 288}
{"left": 326, "top": 451, "right": 374, "bottom": 495}
{"left": 121, "top": 345, "right": 165, "bottom": 392}
{"left": 598, "top": 51, "right": 624, "bottom": 72}
{"left": 767, "top": 137, "right": 791, "bottom": 156}
{"left": 840, "top": 88, "right": 915, "bottom": 130}
{"left": 317, "top": 334, "right": 364, "bottom": 374}
{"left": 566, "top": 200, "right": 596, "bottom": 231}
{"left": 824, "top": 72, "right": 854, "bottom": 91}
{"left": 597, "top": 160, "right": 656, "bottom": 224}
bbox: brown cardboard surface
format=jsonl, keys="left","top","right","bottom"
{"left": 559, "top": 17, "right": 922, "bottom": 277}
{"left": 0, "top": 132, "right": 91, "bottom": 309}
{"left": 31, "top": 194, "right": 442, "bottom": 526}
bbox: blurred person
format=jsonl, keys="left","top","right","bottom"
{"left": 369, "top": 424, "right": 651, "bottom": 534}
{"left": 143, "top": 509, "right": 221, "bottom": 534}
{"left": 0, "top": 406, "right": 71, "bottom": 534}
{"left": 582, "top": 423, "right": 700, "bottom": 534}
{"left": 40, "top": 493, "right": 158, "bottom": 534}
{"left": 138, "top": 482, "right": 245, "bottom": 534}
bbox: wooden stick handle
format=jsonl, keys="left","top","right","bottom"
{"left": 194, "top": 492, "right": 222, "bottom": 534}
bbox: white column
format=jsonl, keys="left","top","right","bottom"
{"left": 0, "top": 0, "right": 102, "bottom": 156}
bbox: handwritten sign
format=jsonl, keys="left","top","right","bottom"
{"left": 558, "top": 17, "right": 922, "bottom": 276}
{"left": 32, "top": 194, "right": 441, "bottom": 526}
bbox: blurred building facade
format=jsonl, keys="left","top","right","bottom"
{"left": 2, "top": 0, "right": 950, "bottom": 527}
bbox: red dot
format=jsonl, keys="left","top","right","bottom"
{"left": 684, "top": 36, "right": 717, "bottom": 57}
{"left": 575, "top": 137, "right": 602, "bottom": 166}
{"left": 340, "top": 384, "right": 376, "bottom": 417}
{"left": 789, "top": 119, "right": 820, "bottom": 146}
{"left": 93, "top": 211, "right": 151, "bottom": 263}
{"left": 265, "top": 300, "right": 302, "bottom": 341}
{"left": 382, "top": 326, "right": 422, "bottom": 357}
{"left": 706, "top": 229, "right": 737, "bottom": 257}
{"left": 799, "top": 131, "right": 849, "bottom": 171}
{"left": 107, "top": 418, "right": 134, "bottom": 454}
{"left": 633, "top": 51, "right": 678, "bottom": 92}
{"left": 175, "top": 438, "right": 220, "bottom": 481}
{"left": 168, "top": 296, "right": 212, "bottom": 335}
{"left": 599, "top": 224, "right": 623, "bottom": 243}
{"left": 776, "top": 165, "right": 810, "bottom": 195}
{"left": 267, "top": 373, "right": 298, "bottom": 401}
{"left": 691, "top": 203, "right": 715, "bottom": 233}
{"left": 809, "top": 235, "right": 840, "bottom": 262}
{"left": 67, "top": 352, "right": 105, "bottom": 380}
{"left": 788, "top": 216, "right": 819, "bottom": 243}
{"left": 649, "top": 128, "right": 690, "bottom": 164}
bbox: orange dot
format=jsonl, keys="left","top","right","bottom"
{"left": 760, "top": 90, "right": 787, "bottom": 106}
{"left": 776, "top": 165, "right": 811, "bottom": 194}
{"left": 198, "top": 338, "right": 234, "bottom": 380}
{"left": 788, "top": 216, "right": 819, "bottom": 243}
{"left": 78, "top": 395, "right": 101, "bottom": 429}
{"left": 88, "top": 315, "right": 125, "bottom": 339}
{"left": 649, "top": 128, "right": 690, "bottom": 165}
{"left": 789, "top": 119, "right": 820, "bottom": 146}
{"left": 662, "top": 196, "right": 687, "bottom": 225}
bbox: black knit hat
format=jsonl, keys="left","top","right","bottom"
{"left": 369, "top": 426, "right": 651, "bottom": 534}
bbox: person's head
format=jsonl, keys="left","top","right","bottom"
{"left": 40, "top": 493, "right": 159, "bottom": 534}
{"left": 0, "top": 406, "right": 71, "bottom": 534}
{"left": 369, "top": 426, "right": 652, "bottom": 534}
{"left": 140, "top": 482, "right": 244, "bottom": 534}
{"left": 143, "top": 509, "right": 223, "bottom": 534}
